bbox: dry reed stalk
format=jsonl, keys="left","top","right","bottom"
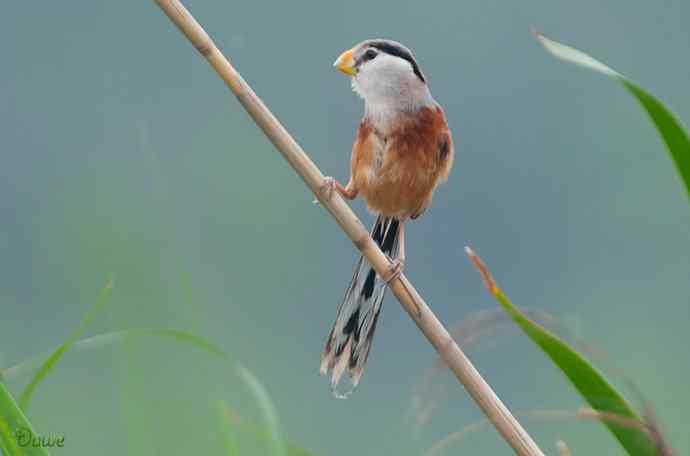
{"left": 153, "top": 1, "right": 545, "bottom": 454}
{"left": 576, "top": 408, "right": 651, "bottom": 435}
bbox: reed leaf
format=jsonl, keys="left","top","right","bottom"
{"left": 0, "top": 383, "right": 49, "bottom": 456}
{"left": 466, "top": 247, "right": 658, "bottom": 456}
{"left": 535, "top": 32, "right": 690, "bottom": 200}
{"left": 19, "top": 280, "right": 114, "bottom": 410}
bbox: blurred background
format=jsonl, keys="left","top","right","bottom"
{"left": 1, "top": 0, "right": 689, "bottom": 454}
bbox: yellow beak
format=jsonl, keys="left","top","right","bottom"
{"left": 333, "top": 48, "right": 356, "bottom": 76}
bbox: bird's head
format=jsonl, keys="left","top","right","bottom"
{"left": 333, "top": 39, "right": 432, "bottom": 112}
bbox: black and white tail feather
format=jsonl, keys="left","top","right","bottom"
{"left": 320, "top": 215, "right": 400, "bottom": 398}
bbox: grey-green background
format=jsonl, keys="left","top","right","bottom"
{"left": 2, "top": 0, "right": 689, "bottom": 454}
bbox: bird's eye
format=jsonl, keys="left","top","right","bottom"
{"left": 363, "top": 49, "right": 378, "bottom": 61}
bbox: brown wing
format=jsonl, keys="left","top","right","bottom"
{"left": 436, "top": 120, "right": 454, "bottom": 184}
{"left": 385, "top": 106, "right": 454, "bottom": 219}
{"left": 350, "top": 118, "right": 380, "bottom": 200}
{"left": 385, "top": 105, "right": 453, "bottom": 180}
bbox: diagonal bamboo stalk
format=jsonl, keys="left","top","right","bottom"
{"left": 153, "top": 1, "right": 545, "bottom": 454}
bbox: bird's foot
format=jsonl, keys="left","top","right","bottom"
{"left": 313, "top": 176, "right": 336, "bottom": 205}
{"left": 384, "top": 256, "right": 421, "bottom": 317}
{"left": 384, "top": 257, "right": 405, "bottom": 284}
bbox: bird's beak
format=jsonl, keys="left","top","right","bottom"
{"left": 333, "top": 48, "right": 356, "bottom": 76}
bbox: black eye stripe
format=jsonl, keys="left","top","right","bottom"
{"left": 367, "top": 41, "right": 425, "bottom": 82}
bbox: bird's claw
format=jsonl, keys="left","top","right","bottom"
{"left": 384, "top": 257, "right": 405, "bottom": 284}
{"left": 313, "top": 176, "right": 336, "bottom": 205}
{"left": 384, "top": 256, "right": 420, "bottom": 316}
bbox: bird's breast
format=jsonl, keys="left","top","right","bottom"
{"left": 352, "top": 113, "right": 448, "bottom": 219}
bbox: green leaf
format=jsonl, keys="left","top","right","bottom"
{"left": 18, "top": 280, "right": 114, "bottom": 410}
{"left": 3, "top": 329, "right": 231, "bottom": 383}
{"left": 122, "top": 328, "right": 230, "bottom": 360}
{"left": 0, "top": 383, "right": 49, "bottom": 456}
{"left": 216, "top": 400, "right": 318, "bottom": 456}
{"left": 216, "top": 400, "right": 240, "bottom": 456}
{"left": 536, "top": 32, "right": 690, "bottom": 200}
{"left": 465, "top": 247, "right": 658, "bottom": 456}
{"left": 236, "top": 365, "right": 287, "bottom": 456}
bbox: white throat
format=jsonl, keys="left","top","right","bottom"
{"left": 350, "top": 53, "right": 436, "bottom": 132}
{"left": 362, "top": 91, "right": 435, "bottom": 132}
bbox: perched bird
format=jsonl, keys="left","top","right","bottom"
{"left": 319, "top": 39, "right": 454, "bottom": 397}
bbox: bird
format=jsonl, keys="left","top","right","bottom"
{"left": 319, "top": 39, "right": 454, "bottom": 397}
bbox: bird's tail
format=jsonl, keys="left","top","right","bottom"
{"left": 320, "top": 215, "right": 400, "bottom": 398}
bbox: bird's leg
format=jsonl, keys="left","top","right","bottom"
{"left": 385, "top": 221, "right": 405, "bottom": 284}
{"left": 314, "top": 177, "right": 357, "bottom": 204}
{"left": 383, "top": 222, "right": 422, "bottom": 316}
